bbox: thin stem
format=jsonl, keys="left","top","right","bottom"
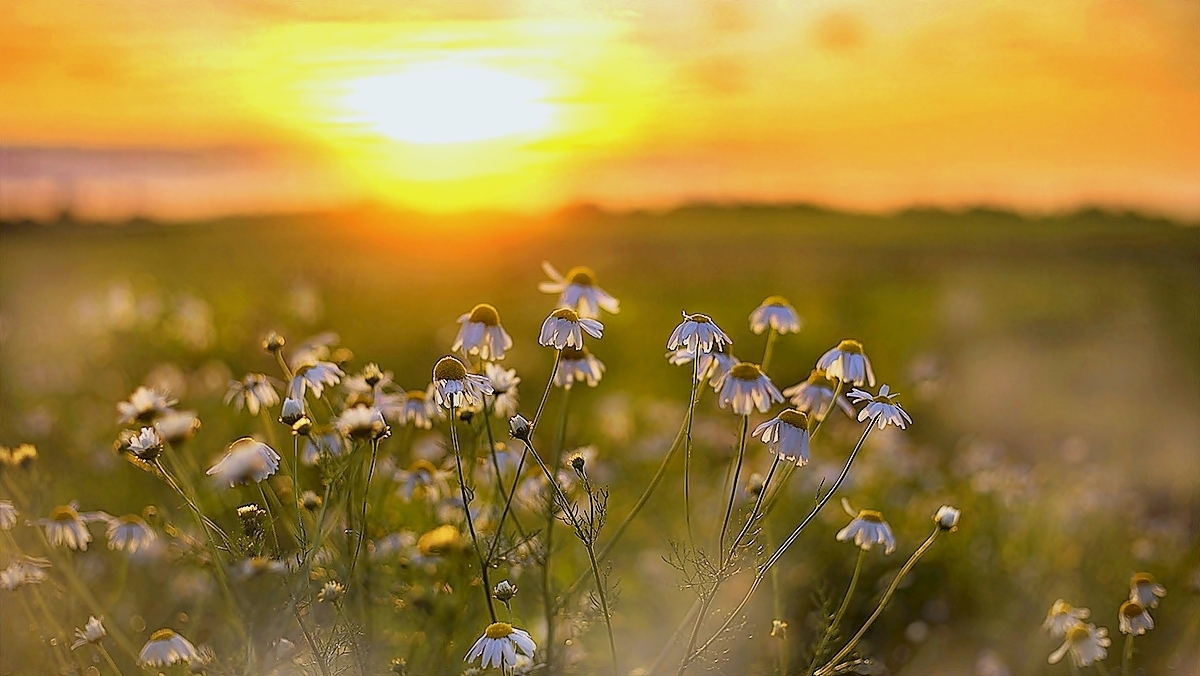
{"left": 482, "top": 395, "right": 527, "bottom": 539}
{"left": 761, "top": 328, "right": 778, "bottom": 373}
{"left": 531, "top": 350, "right": 563, "bottom": 432}
{"left": 684, "top": 356, "right": 700, "bottom": 546}
{"left": 258, "top": 483, "right": 281, "bottom": 554}
{"left": 294, "top": 606, "right": 333, "bottom": 676}
{"left": 729, "top": 456, "right": 782, "bottom": 561}
{"left": 585, "top": 541, "right": 620, "bottom": 676}
{"left": 485, "top": 448, "right": 529, "bottom": 565}
{"left": 815, "top": 528, "right": 941, "bottom": 675}
{"left": 293, "top": 435, "right": 306, "bottom": 547}
{"left": 806, "top": 549, "right": 866, "bottom": 676}
{"left": 542, "top": 384, "right": 572, "bottom": 673}
{"left": 718, "top": 415, "right": 750, "bottom": 565}
{"left": 1122, "top": 633, "right": 1134, "bottom": 676}
{"left": 450, "top": 408, "right": 497, "bottom": 622}
{"left": 348, "top": 439, "right": 380, "bottom": 580}
{"left": 98, "top": 644, "right": 125, "bottom": 676}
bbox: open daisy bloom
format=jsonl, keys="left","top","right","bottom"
{"left": 816, "top": 339, "right": 876, "bottom": 387}
{"left": 1118, "top": 600, "right": 1154, "bottom": 635}
{"left": 1043, "top": 599, "right": 1090, "bottom": 637}
{"left": 138, "top": 628, "right": 199, "bottom": 667}
{"left": 753, "top": 409, "right": 812, "bottom": 466}
{"left": 335, "top": 404, "right": 390, "bottom": 441}
{"left": 553, "top": 346, "right": 606, "bottom": 389}
{"left": 749, "top": 295, "right": 802, "bottom": 335}
{"left": 836, "top": 505, "right": 897, "bottom": 554}
{"left": 667, "top": 311, "right": 732, "bottom": 355}
{"left": 454, "top": 303, "right": 515, "bottom": 361}
{"left": 71, "top": 616, "right": 106, "bottom": 650}
{"left": 432, "top": 356, "right": 493, "bottom": 409}
{"left": 38, "top": 505, "right": 108, "bottom": 551}
{"left": 717, "top": 362, "right": 783, "bottom": 416}
{"left": 539, "top": 308, "right": 604, "bottom": 350}
{"left": 782, "top": 369, "right": 853, "bottom": 420}
{"left": 224, "top": 374, "right": 279, "bottom": 415}
{"left": 847, "top": 384, "right": 913, "bottom": 430}
{"left": 106, "top": 515, "right": 157, "bottom": 553}
{"left": 118, "top": 386, "right": 177, "bottom": 424}
{"left": 539, "top": 262, "right": 619, "bottom": 319}
{"left": 485, "top": 363, "right": 521, "bottom": 419}
{"left": 206, "top": 438, "right": 281, "bottom": 486}
{"left": 1048, "top": 622, "right": 1110, "bottom": 667}
{"left": 465, "top": 622, "right": 537, "bottom": 674}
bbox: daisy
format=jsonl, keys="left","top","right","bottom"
{"left": 137, "top": 628, "right": 199, "bottom": 667}
{"left": 1118, "top": 601, "right": 1154, "bottom": 635}
{"left": 106, "top": 515, "right": 157, "bottom": 553}
{"left": 279, "top": 397, "right": 305, "bottom": 426}
{"left": 289, "top": 361, "right": 344, "bottom": 400}
{"left": 71, "top": 616, "right": 106, "bottom": 649}
{"left": 1043, "top": 600, "right": 1090, "bottom": 638}
{"left": 206, "top": 438, "right": 281, "bottom": 486}
{"left": 318, "top": 580, "right": 345, "bottom": 603}
{"left": 335, "top": 405, "right": 390, "bottom": 441}
{"left": 225, "top": 374, "right": 280, "bottom": 416}
{"left": 934, "top": 505, "right": 961, "bottom": 531}
{"left": 0, "top": 557, "right": 49, "bottom": 591}
{"left": 154, "top": 410, "right": 200, "bottom": 445}
{"left": 667, "top": 312, "right": 732, "bottom": 354}
{"left": 782, "top": 369, "right": 853, "bottom": 420}
{"left": 816, "top": 340, "right": 876, "bottom": 387}
{"left": 485, "top": 363, "right": 521, "bottom": 420}
{"left": 749, "top": 296, "right": 803, "bottom": 335}
{"left": 847, "top": 385, "right": 912, "bottom": 430}
{"left": 836, "top": 506, "right": 897, "bottom": 554}
{"left": 344, "top": 363, "right": 392, "bottom": 393}
{"left": 394, "top": 459, "right": 452, "bottom": 503}
{"left": 539, "top": 308, "right": 604, "bottom": 350}
{"left": 1048, "top": 623, "right": 1110, "bottom": 667}
{"left": 669, "top": 346, "right": 739, "bottom": 388}
{"left": 753, "top": 409, "right": 812, "bottom": 466}
{"left": 432, "top": 357, "right": 493, "bottom": 409}
{"left": 539, "top": 261, "right": 620, "bottom": 319}
{"left": 554, "top": 346, "right": 606, "bottom": 389}
{"left": 37, "top": 505, "right": 105, "bottom": 551}
{"left": 391, "top": 387, "right": 443, "bottom": 429}
{"left": 717, "top": 362, "right": 784, "bottom": 416}
{"left": 0, "top": 500, "right": 16, "bottom": 530}
{"left": 118, "top": 386, "right": 176, "bottom": 424}
{"left": 126, "top": 426, "right": 164, "bottom": 461}
{"left": 454, "top": 303, "right": 515, "bottom": 361}
{"left": 465, "top": 622, "right": 538, "bottom": 673}
{"left": 1130, "top": 572, "right": 1166, "bottom": 608}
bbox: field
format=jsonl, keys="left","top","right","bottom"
{"left": 1, "top": 207, "right": 1198, "bottom": 675}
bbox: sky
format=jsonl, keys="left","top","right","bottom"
{"left": 2, "top": 0, "right": 1199, "bottom": 220}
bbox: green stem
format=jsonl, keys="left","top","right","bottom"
{"left": 729, "top": 457, "right": 781, "bottom": 561}
{"left": 348, "top": 439, "right": 380, "bottom": 580}
{"left": 1122, "top": 633, "right": 1134, "bottom": 676}
{"left": 531, "top": 350, "right": 563, "bottom": 432}
{"left": 761, "top": 328, "right": 778, "bottom": 373}
{"left": 684, "top": 355, "right": 701, "bottom": 546}
{"left": 450, "top": 408, "right": 497, "bottom": 623}
{"left": 717, "top": 415, "right": 750, "bottom": 565}
{"left": 807, "top": 549, "right": 865, "bottom": 676}
{"left": 98, "top": 643, "right": 126, "bottom": 676}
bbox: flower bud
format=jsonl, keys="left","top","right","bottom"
{"left": 934, "top": 505, "right": 960, "bottom": 531}
{"left": 492, "top": 580, "right": 518, "bottom": 603}
{"left": 279, "top": 398, "right": 304, "bottom": 426}
{"left": 263, "top": 332, "right": 286, "bottom": 353}
{"left": 509, "top": 414, "right": 532, "bottom": 441}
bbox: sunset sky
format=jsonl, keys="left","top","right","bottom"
{"left": 2, "top": 0, "right": 1199, "bottom": 220}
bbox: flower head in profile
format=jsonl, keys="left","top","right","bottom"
{"left": 847, "top": 384, "right": 912, "bottom": 430}
{"left": 0, "top": 500, "right": 17, "bottom": 530}
{"left": 1130, "top": 572, "right": 1166, "bottom": 608}
{"left": 553, "top": 346, "right": 606, "bottom": 389}
{"left": 539, "top": 308, "right": 603, "bottom": 350}
{"left": 485, "top": 363, "right": 521, "bottom": 420}
{"left": 225, "top": 374, "right": 280, "bottom": 416}
{"left": 138, "top": 628, "right": 199, "bottom": 667}
{"left": 1118, "top": 601, "right": 1154, "bottom": 635}
{"left": 717, "top": 362, "right": 784, "bottom": 416}
{"left": 816, "top": 340, "right": 876, "bottom": 387}
{"left": 386, "top": 386, "right": 443, "bottom": 429}
{"left": 667, "top": 312, "right": 732, "bottom": 355}
{"left": 753, "top": 409, "right": 812, "bottom": 466}
{"left": 71, "top": 616, "right": 106, "bottom": 650}
{"left": 36, "top": 505, "right": 108, "bottom": 551}
{"left": 432, "top": 356, "right": 493, "bottom": 410}
{"left": 288, "top": 362, "right": 344, "bottom": 400}
{"left": 206, "top": 438, "right": 281, "bottom": 486}
{"left": 106, "top": 515, "right": 157, "bottom": 553}
{"left": 782, "top": 369, "right": 853, "bottom": 420}
{"left": 465, "top": 622, "right": 537, "bottom": 672}
{"left": 836, "top": 502, "right": 896, "bottom": 554}
{"left": 1043, "top": 600, "right": 1090, "bottom": 638}
{"left": 336, "top": 405, "right": 390, "bottom": 441}
{"left": 0, "top": 556, "right": 49, "bottom": 591}
{"left": 1048, "top": 623, "right": 1110, "bottom": 667}
{"left": 126, "top": 426, "right": 164, "bottom": 461}
{"left": 749, "top": 296, "right": 802, "bottom": 335}
{"left": 118, "top": 386, "right": 177, "bottom": 424}
{"left": 539, "top": 261, "right": 619, "bottom": 319}
{"left": 394, "top": 459, "right": 452, "bottom": 503}
{"left": 454, "top": 303, "right": 515, "bottom": 361}
{"left": 154, "top": 410, "right": 200, "bottom": 445}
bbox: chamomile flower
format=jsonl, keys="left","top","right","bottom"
{"left": 0, "top": 500, "right": 16, "bottom": 530}
{"left": 118, "top": 386, "right": 177, "bottom": 424}
{"left": 394, "top": 459, "right": 452, "bottom": 503}
{"left": 554, "top": 346, "right": 606, "bottom": 389}
{"left": 289, "top": 361, "right": 344, "bottom": 400}
{"left": 279, "top": 397, "right": 305, "bottom": 426}
{"left": 669, "top": 346, "right": 738, "bottom": 389}
{"left": 1043, "top": 600, "right": 1090, "bottom": 638}
{"left": 753, "top": 409, "right": 812, "bottom": 466}
{"left": 388, "top": 386, "right": 442, "bottom": 429}
{"left": 816, "top": 340, "right": 876, "bottom": 387}
{"left": 717, "top": 362, "right": 784, "bottom": 416}
{"left": 847, "top": 385, "right": 912, "bottom": 430}
{"left": 1118, "top": 601, "right": 1154, "bottom": 635}
{"left": 836, "top": 505, "right": 897, "bottom": 554}
{"left": 37, "top": 505, "right": 105, "bottom": 551}
{"left": 1048, "top": 623, "right": 1110, "bottom": 667}
{"left": 454, "top": 303, "right": 515, "bottom": 361}
{"left": 539, "top": 262, "right": 620, "bottom": 319}
{"left": 749, "top": 296, "right": 802, "bottom": 335}
{"left": 782, "top": 369, "right": 853, "bottom": 420}
{"left": 485, "top": 363, "right": 521, "bottom": 420}
{"left": 0, "top": 557, "right": 49, "bottom": 590}
{"left": 225, "top": 374, "right": 280, "bottom": 416}
{"left": 934, "top": 505, "right": 961, "bottom": 531}
{"left": 126, "top": 426, "right": 164, "bottom": 461}
{"left": 1130, "top": 572, "right": 1166, "bottom": 608}
{"left": 318, "top": 580, "right": 346, "bottom": 603}
{"left": 432, "top": 357, "right": 493, "bottom": 409}
{"left": 71, "top": 616, "right": 106, "bottom": 649}
{"left": 154, "top": 410, "right": 200, "bottom": 445}
{"left": 465, "top": 622, "right": 537, "bottom": 673}
{"left": 206, "top": 438, "right": 281, "bottom": 486}
{"left": 539, "top": 308, "right": 603, "bottom": 350}
{"left": 335, "top": 405, "right": 390, "bottom": 441}
{"left": 667, "top": 312, "right": 732, "bottom": 354}
{"left": 106, "top": 515, "right": 157, "bottom": 553}
{"left": 138, "top": 628, "right": 199, "bottom": 667}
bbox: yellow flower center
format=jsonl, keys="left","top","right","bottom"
{"left": 485, "top": 622, "right": 515, "bottom": 639}
{"left": 1066, "top": 624, "right": 1091, "bottom": 643}
{"left": 560, "top": 346, "right": 589, "bottom": 361}
{"left": 836, "top": 339, "right": 865, "bottom": 355}
{"left": 729, "top": 362, "right": 764, "bottom": 381}
{"left": 806, "top": 369, "right": 837, "bottom": 389}
{"left": 1130, "top": 572, "right": 1155, "bottom": 585}
{"left": 406, "top": 390, "right": 427, "bottom": 401}
{"left": 51, "top": 506, "right": 78, "bottom": 522}
{"left": 761, "top": 295, "right": 791, "bottom": 308}
{"left": 433, "top": 357, "right": 467, "bottom": 382}
{"left": 857, "top": 509, "right": 884, "bottom": 523}
{"left": 684, "top": 313, "right": 712, "bottom": 323}
{"left": 150, "top": 629, "right": 177, "bottom": 641}
{"left": 410, "top": 459, "right": 439, "bottom": 476}
{"left": 777, "top": 409, "right": 810, "bottom": 430}
{"left": 1120, "top": 601, "right": 1144, "bottom": 618}
{"left": 467, "top": 303, "right": 501, "bottom": 326}
{"left": 566, "top": 267, "right": 596, "bottom": 286}
{"left": 550, "top": 308, "right": 580, "bottom": 322}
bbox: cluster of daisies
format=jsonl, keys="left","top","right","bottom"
{"left": 1042, "top": 573, "right": 1166, "bottom": 668}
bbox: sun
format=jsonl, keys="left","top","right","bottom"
{"left": 339, "top": 63, "right": 557, "bottom": 145}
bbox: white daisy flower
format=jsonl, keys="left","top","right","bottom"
{"left": 394, "top": 459, "right": 452, "bottom": 503}
{"left": 37, "top": 505, "right": 106, "bottom": 551}
{"left": 553, "top": 346, "right": 606, "bottom": 389}
{"left": 106, "top": 515, "right": 157, "bottom": 553}
{"left": 286, "top": 331, "right": 340, "bottom": 371}
{"left": 127, "top": 426, "right": 164, "bottom": 461}
{"left": 753, "top": 409, "right": 812, "bottom": 466}
{"left": 716, "top": 362, "right": 784, "bottom": 416}
{"left": 465, "top": 622, "right": 538, "bottom": 673}
{"left": 0, "top": 557, "right": 49, "bottom": 591}
{"left": 225, "top": 374, "right": 280, "bottom": 416}
{"left": 118, "top": 386, "right": 177, "bottom": 424}
{"left": 836, "top": 507, "right": 897, "bottom": 554}
{"left": 815, "top": 339, "right": 876, "bottom": 387}
{"left": 1048, "top": 623, "right": 1110, "bottom": 667}
{"left": 847, "top": 384, "right": 912, "bottom": 430}
{"left": 539, "top": 308, "right": 604, "bottom": 350}
{"left": 1043, "top": 600, "right": 1090, "bottom": 638}
{"left": 206, "top": 438, "right": 281, "bottom": 486}
{"left": 138, "top": 628, "right": 200, "bottom": 667}
{"left": 0, "top": 500, "right": 19, "bottom": 530}
{"left": 433, "top": 356, "right": 493, "bottom": 409}
{"left": 385, "top": 386, "right": 443, "bottom": 429}
{"left": 288, "top": 361, "right": 344, "bottom": 400}
{"left": 335, "top": 405, "right": 390, "bottom": 441}
{"left": 749, "top": 296, "right": 802, "bottom": 335}
{"left": 279, "top": 397, "right": 306, "bottom": 426}
{"left": 1118, "top": 601, "right": 1154, "bottom": 635}
{"left": 669, "top": 346, "right": 738, "bottom": 389}
{"left": 782, "top": 369, "right": 854, "bottom": 420}
{"left": 485, "top": 363, "right": 521, "bottom": 420}
{"left": 71, "top": 616, "right": 106, "bottom": 650}
{"left": 934, "top": 505, "right": 961, "bottom": 531}
{"left": 667, "top": 312, "right": 732, "bottom": 354}
{"left": 454, "top": 303, "right": 515, "bottom": 361}
{"left": 343, "top": 363, "right": 394, "bottom": 394}
{"left": 1130, "top": 572, "right": 1166, "bottom": 608}
{"left": 539, "top": 262, "right": 620, "bottom": 319}
{"left": 154, "top": 410, "right": 200, "bottom": 445}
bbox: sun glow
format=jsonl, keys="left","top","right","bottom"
{"left": 340, "top": 64, "right": 556, "bottom": 145}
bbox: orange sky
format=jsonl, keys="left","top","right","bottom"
{"left": 2, "top": 0, "right": 1199, "bottom": 220}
